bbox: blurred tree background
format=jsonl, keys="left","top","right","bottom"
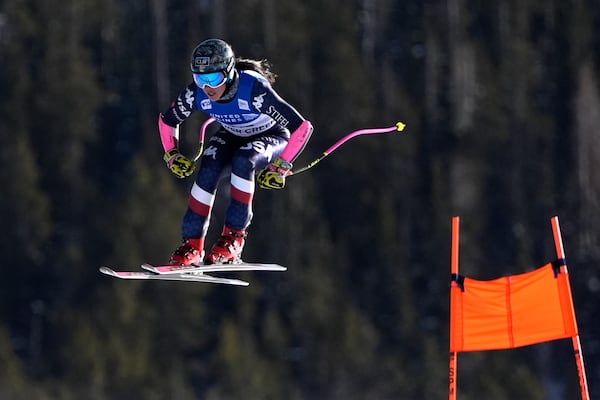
{"left": 1, "top": 0, "right": 599, "bottom": 399}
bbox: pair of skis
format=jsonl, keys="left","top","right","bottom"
{"left": 99, "top": 262, "right": 287, "bottom": 286}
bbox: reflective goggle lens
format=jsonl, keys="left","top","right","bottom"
{"left": 193, "top": 72, "right": 226, "bottom": 88}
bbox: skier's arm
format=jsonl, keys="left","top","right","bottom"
{"left": 280, "top": 119, "right": 313, "bottom": 164}
{"left": 159, "top": 84, "right": 198, "bottom": 178}
{"left": 251, "top": 82, "right": 313, "bottom": 163}
{"left": 158, "top": 114, "right": 179, "bottom": 152}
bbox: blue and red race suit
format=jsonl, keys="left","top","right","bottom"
{"left": 160, "top": 69, "right": 310, "bottom": 238}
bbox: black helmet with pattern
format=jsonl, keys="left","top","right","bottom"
{"left": 190, "top": 39, "right": 235, "bottom": 75}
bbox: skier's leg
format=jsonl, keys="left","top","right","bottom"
{"left": 169, "top": 131, "right": 235, "bottom": 265}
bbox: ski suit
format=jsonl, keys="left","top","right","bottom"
{"left": 160, "top": 69, "right": 310, "bottom": 238}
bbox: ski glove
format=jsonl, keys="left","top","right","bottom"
{"left": 257, "top": 157, "right": 292, "bottom": 190}
{"left": 164, "top": 149, "right": 195, "bottom": 178}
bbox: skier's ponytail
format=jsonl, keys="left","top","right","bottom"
{"left": 235, "top": 58, "right": 277, "bottom": 84}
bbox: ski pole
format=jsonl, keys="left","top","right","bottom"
{"left": 289, "top": 121, "right": 406, "bottom": 176}
{"left": 193, "top": 117, "right": 217, "bottom": 161}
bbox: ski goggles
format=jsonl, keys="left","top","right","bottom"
{"left": 193, "top": 71, "right": 227, "bottom": 89}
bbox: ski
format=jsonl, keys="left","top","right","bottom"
{"left": 141, "top": 262, "right": 287, "bottom": 275}
{"left": 99, "top": 266, "right": 249, "bottom": 286}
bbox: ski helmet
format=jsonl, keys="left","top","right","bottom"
{"left": 190, "top": 39, "right": 235, "bottom": 75}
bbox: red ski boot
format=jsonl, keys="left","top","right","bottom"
{"left": 168, "top": 238, "right": 205, "bottom": 266}
{"left": 204, "top": 226, "right": 247, "bottom": 265}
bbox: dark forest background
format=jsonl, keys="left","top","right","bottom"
{"left": 1, "top": 0, "right": 600, "bottom": 399}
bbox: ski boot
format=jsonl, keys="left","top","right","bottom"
{"left": 204, "top": 226, "right": 247, "bottom": 265}
{"left": 168, "top": 238, "right": 205, "bottom": 266}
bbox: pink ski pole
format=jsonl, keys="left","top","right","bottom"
{"left": 193, "top": 117, "right": 217, "bottom": 161}
{"left": 289, "top": 121, "right": 406, "bottom": 176}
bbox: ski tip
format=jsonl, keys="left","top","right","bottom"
{"left": 396, "top": 121, "right": 406, "bottom": 132}
{"left": 229, "top": 280, "right": 250, "bottom": 287}
{"left": 99, "top": 266, "right": 117, "bottom": 276}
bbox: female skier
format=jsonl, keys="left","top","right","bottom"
{"left": 159, "top": 38, "right": 313, "bottom": 266}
